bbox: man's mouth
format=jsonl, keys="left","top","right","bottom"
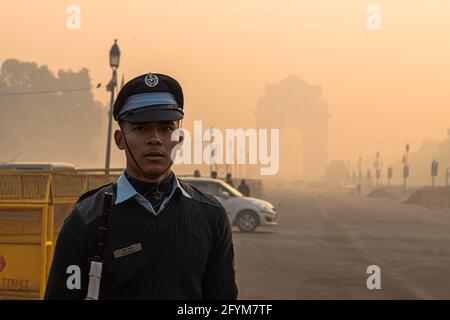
{"left": 143, "top": 151, "right": 165, "bottom": 160}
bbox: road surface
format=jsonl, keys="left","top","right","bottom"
{"left": 233, "top": 183, "right": 450, "bottom": 299}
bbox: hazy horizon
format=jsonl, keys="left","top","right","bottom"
{"left": 2, "top": 0, "right": 450, "bottom": 182}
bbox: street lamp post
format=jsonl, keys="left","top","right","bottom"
{"left": 357, "top": 155, "right": 362, "bottom": 195}
{"left": 387, "top": 165, "right": 393, "bottom": 187}
{"left": 105, "top": 39, "right": 120, "bottom": 174}
{"left": 431, "top": 159, "right": 438, "bottom": 188}
{"left": 374, "top": 151, "right": 381, "bottom": 187}
{"left": 402, "top": 143, "right": 410, "bottom": 196}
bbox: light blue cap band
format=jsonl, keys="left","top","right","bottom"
{"left": 119, "top": 92, "right": 179, "bottom": 116}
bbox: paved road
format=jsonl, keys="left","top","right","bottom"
{"left": 233, "top": 183, "right": 450, "bottom": 299}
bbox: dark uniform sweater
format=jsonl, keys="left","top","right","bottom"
{"left": 44, "top": 180, "right": 238, "bottom": 300}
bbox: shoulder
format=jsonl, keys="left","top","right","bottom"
{"left": 177, "top": 179, "right": 222, "bottom": 209}
{"left": 72, "top": 182, "right": 116, "bottom": 226}
{"left": 177, "top": 179, "right": 229, "bottom": 230}
{"left": 177, "top": 179, "right": 228, "bottom": 219}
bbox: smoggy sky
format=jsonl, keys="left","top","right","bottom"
{"left": 1, "top": 0, "right": 450, "bottom": 175}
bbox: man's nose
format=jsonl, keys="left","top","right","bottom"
{"left": 146, "top": 137, "right": 162, "bottom": 146}
{"left": 146, "top": 129, "right": 162, "bottom": 146}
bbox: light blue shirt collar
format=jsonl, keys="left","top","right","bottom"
{"left": 115, "top": 171, "right": 191, "bottom": 214}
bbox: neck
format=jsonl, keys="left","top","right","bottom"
{"left": 125, "top": 167, "right": 173, "bottom": 183}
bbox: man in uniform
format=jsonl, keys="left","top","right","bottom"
{"left": 225, "top": 173, "right": 234, "bottom": 187}
{"left": 45, "top": 73, "right": 238, "bottom": 300}
{"left": 237, "top": 179, "right": 250, "bottom": 197}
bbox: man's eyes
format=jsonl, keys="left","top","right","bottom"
{"left": 131, "top": 126, "right": 174, "bottom": 132}
{"left": 157, "top": 125, "right": 176, "bottom": 136}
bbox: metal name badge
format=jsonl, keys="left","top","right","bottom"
{"left": 113, "top": 243, "right": 143, "bottom": 259}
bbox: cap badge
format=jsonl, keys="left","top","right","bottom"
{"left": 144, "top": 73, "right": 159, "bottom": 87}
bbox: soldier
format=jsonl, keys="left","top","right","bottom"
{"left": 45, "top": 73, "right": 238, "bottom": 300}
{"left": 225, "top": 173, "right": 234, "bottom": 187}
{"left": 237, "top": 179, "right": 250, "bottom": 197}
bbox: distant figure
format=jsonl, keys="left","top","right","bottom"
{"left": 356, "top": 183, "right": 361, "bottom": 196}
{"left": 193, "top": 169, "right": 201, "bottom": 177}
{"left": 238, "top": 179, "right": 250, "bottom": 197}
{"left": 225, "top": 173, "right": 234, "bottom": 187}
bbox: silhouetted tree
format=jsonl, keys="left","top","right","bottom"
{"left": 0, "top": 59, "right": 104, "bottom": 166}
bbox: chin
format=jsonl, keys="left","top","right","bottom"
{"left": 140, "top": 162, "right": 171, "bottom": 176}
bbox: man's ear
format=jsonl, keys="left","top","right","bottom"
{"left": 114, "top": 129, "right": 125, "bottom": 150}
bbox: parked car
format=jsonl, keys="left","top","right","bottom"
{"left": 181, "top": 177, "right": 277, "bottom": 232}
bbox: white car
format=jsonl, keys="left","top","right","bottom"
{"left": 181, "top": 177, "right": 277, "bottom": 232}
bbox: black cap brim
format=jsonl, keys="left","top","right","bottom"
{"left": 118, "top": 105, "right": 184, "bottom": 123}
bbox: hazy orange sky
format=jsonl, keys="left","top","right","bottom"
{"left": 1, "top": 0, "right": 450, "bottom": 175}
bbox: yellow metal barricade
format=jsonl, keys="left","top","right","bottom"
{"left": 0, "top": 170, "right": 120, "bottom": 300}
{"left": 0, "top": 173, "right": 52, "bottom": 299}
